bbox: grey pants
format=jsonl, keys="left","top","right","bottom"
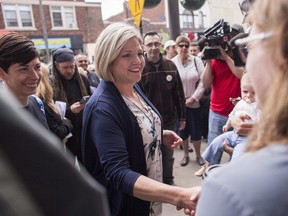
{"left": 162, "top": 122, "right": 176, "bottom": 184}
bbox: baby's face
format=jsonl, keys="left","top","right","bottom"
{"left": 241, "top": 82, "right": 256, "bottom": 103}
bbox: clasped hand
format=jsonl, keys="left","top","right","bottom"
{"left": 176, "top": 186, "right": 201, "bottom": 216}
{"left": 186, "top": 97, "right": 196, "bottom": 108}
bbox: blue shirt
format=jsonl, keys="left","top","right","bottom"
{"left": 197, "top": 144, "right": 288, "bottom": 216}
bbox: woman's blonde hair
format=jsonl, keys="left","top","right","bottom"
{"left": 94, "top": 22, "right": 143, "bottom": 82}
{"left": 247, "top": 0, "right": 288, "bottom": 151}
{"left": 36, "top": 63, "right": 59, "bottom": 114}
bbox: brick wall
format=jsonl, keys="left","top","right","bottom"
{"left": 0, "top": 0, "right": 104, "bottom": 46}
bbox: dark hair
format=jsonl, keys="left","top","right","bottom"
{"left": 143, "top": 31, "right": 160, "bottom": 40}
{"left": 0, "top": 32, "right": 39, "bottom": 73}
{"left": 50, "top": 48, "right": 88, "bottom": 101}
{"left": 52, "top": 45, "right": 75, "bottom": 63}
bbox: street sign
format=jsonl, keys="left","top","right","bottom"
{"left": 128, "top": 0, "right": 145, "bottom": 28}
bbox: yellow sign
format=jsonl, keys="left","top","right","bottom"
{"left": 128, "top": 0, "right": 145, "bottom": 28}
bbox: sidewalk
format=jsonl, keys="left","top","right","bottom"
{"left": 162, "top": 140, "right": 230, "bottom": 215}
{"left": 162, "top": 141, "right": 206, "bottom": 216}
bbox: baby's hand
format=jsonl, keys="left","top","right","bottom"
{"left": 229, "top": 97, "right": 241, "bottom": 105}
{"left": 222, "top": 125, "right": 229, "bottom": 132}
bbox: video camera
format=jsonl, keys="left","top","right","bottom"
{"left": 199, "top": 19, "right": 232, "bottom": 60}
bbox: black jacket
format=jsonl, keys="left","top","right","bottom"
{"left": 43, "top": 102, "right": 73, "bottom": 140}
{"left": 53, "top": 73, "right": 91, "bottom": 162}
{"left": 139, "top": 54, "right": 186, "bottom": 128}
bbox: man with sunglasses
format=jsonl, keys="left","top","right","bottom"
{"left": 201, "top": 25, "right": 245, "bottom": 146}
{"left": 139, "top": 31, "right": 186, "bottom": 186}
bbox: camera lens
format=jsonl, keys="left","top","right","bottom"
{"left": 203, "top": 47, "right": 220, "bottom": 60}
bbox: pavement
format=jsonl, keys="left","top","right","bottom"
{"left": 161, "top": 140, "right": 229, "bottom": 216}
{"left": 162, "top": 141, "right": 206, "bottom": 216}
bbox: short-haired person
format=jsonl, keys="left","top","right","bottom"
{"left": 81, "top": 22, "right": 198, "bottom": 216}
{"left": 189, "top": 42, "right": 200, "bottom": 57}
{"left": 139, "top": 31, "right": 186, "bottom": 186}
{"left": 50, "top": 46, "right": 91, "bottom": 163}
{"left": 201, "top": 26, "right": 245, "bottom": 146}
{"left": 184, "top": 0, "right": 288, "bottom": 215}
{"left": 75, "top": 53, "right": 100, "bottom": 90}
{"left": 0, "top": 32, "right": 49, "bottom": 129}
{"left": 163, "top": 39, "right": 177, "bottom": 60}
{"left": 75, "top": 53, "right": 89, "bottom": 71}
{"left": 172, "top": 36, "right": 206, "bottom": 166}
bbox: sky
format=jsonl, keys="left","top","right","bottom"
{"left": 85, "top": 0, "right": 125, "bottom": 20}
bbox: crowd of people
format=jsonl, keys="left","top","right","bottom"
{"left": 1, "top": 0, "right": 288, "bottom": 214}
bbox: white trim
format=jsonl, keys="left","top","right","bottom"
{"left": 51, "top": 27, "right": 79, "bottom": 31}
{"left": 5, "top": 27, "right": 37, "bottom": 31}
{"left": 0, "top": 0, "right": 100, "bottom": 8}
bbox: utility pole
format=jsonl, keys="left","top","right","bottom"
{"left": 39, "top": 0, "right": 50, "bottom": 63}
{"left": 166, "top": 0, "right": 180, "bottom": 40}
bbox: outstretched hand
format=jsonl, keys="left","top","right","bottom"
{"left": 163, "top": 130, "right": 182, "bottom": 149}
{"left": 176, "top": 186, "right": 201, "bottom": 215}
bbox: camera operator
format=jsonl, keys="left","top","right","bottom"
{"left": 201, "top": 24, "right": 245, "bottom": 145}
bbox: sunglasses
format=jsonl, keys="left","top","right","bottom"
{"left": 234, "top": 32, "right": 274, "bottom": 66}
{"left": 178, "top": 44, "right": 189, "bottom": 48}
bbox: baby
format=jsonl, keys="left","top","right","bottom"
{"left": 195, "top": 73, "right": 260, "bottom": 177}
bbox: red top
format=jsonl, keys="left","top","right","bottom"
{"left": 210, "top": 59, "right": 241, "bottom": 116}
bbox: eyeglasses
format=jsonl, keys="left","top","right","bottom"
{"left": 145, "top": 42, "right": 162, "bottom": 48}
{"left": 178, "top": 44, "right": 189, "bottom": 49}
{"left": 234, "top": 32, "right": 274, "bottom": 66}
{"left": 235, "top": 32, "right": 274, "bottom": 46}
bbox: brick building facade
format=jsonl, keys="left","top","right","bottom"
{"left": 0, "top": 0, "right": 104, "bottom": 62}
